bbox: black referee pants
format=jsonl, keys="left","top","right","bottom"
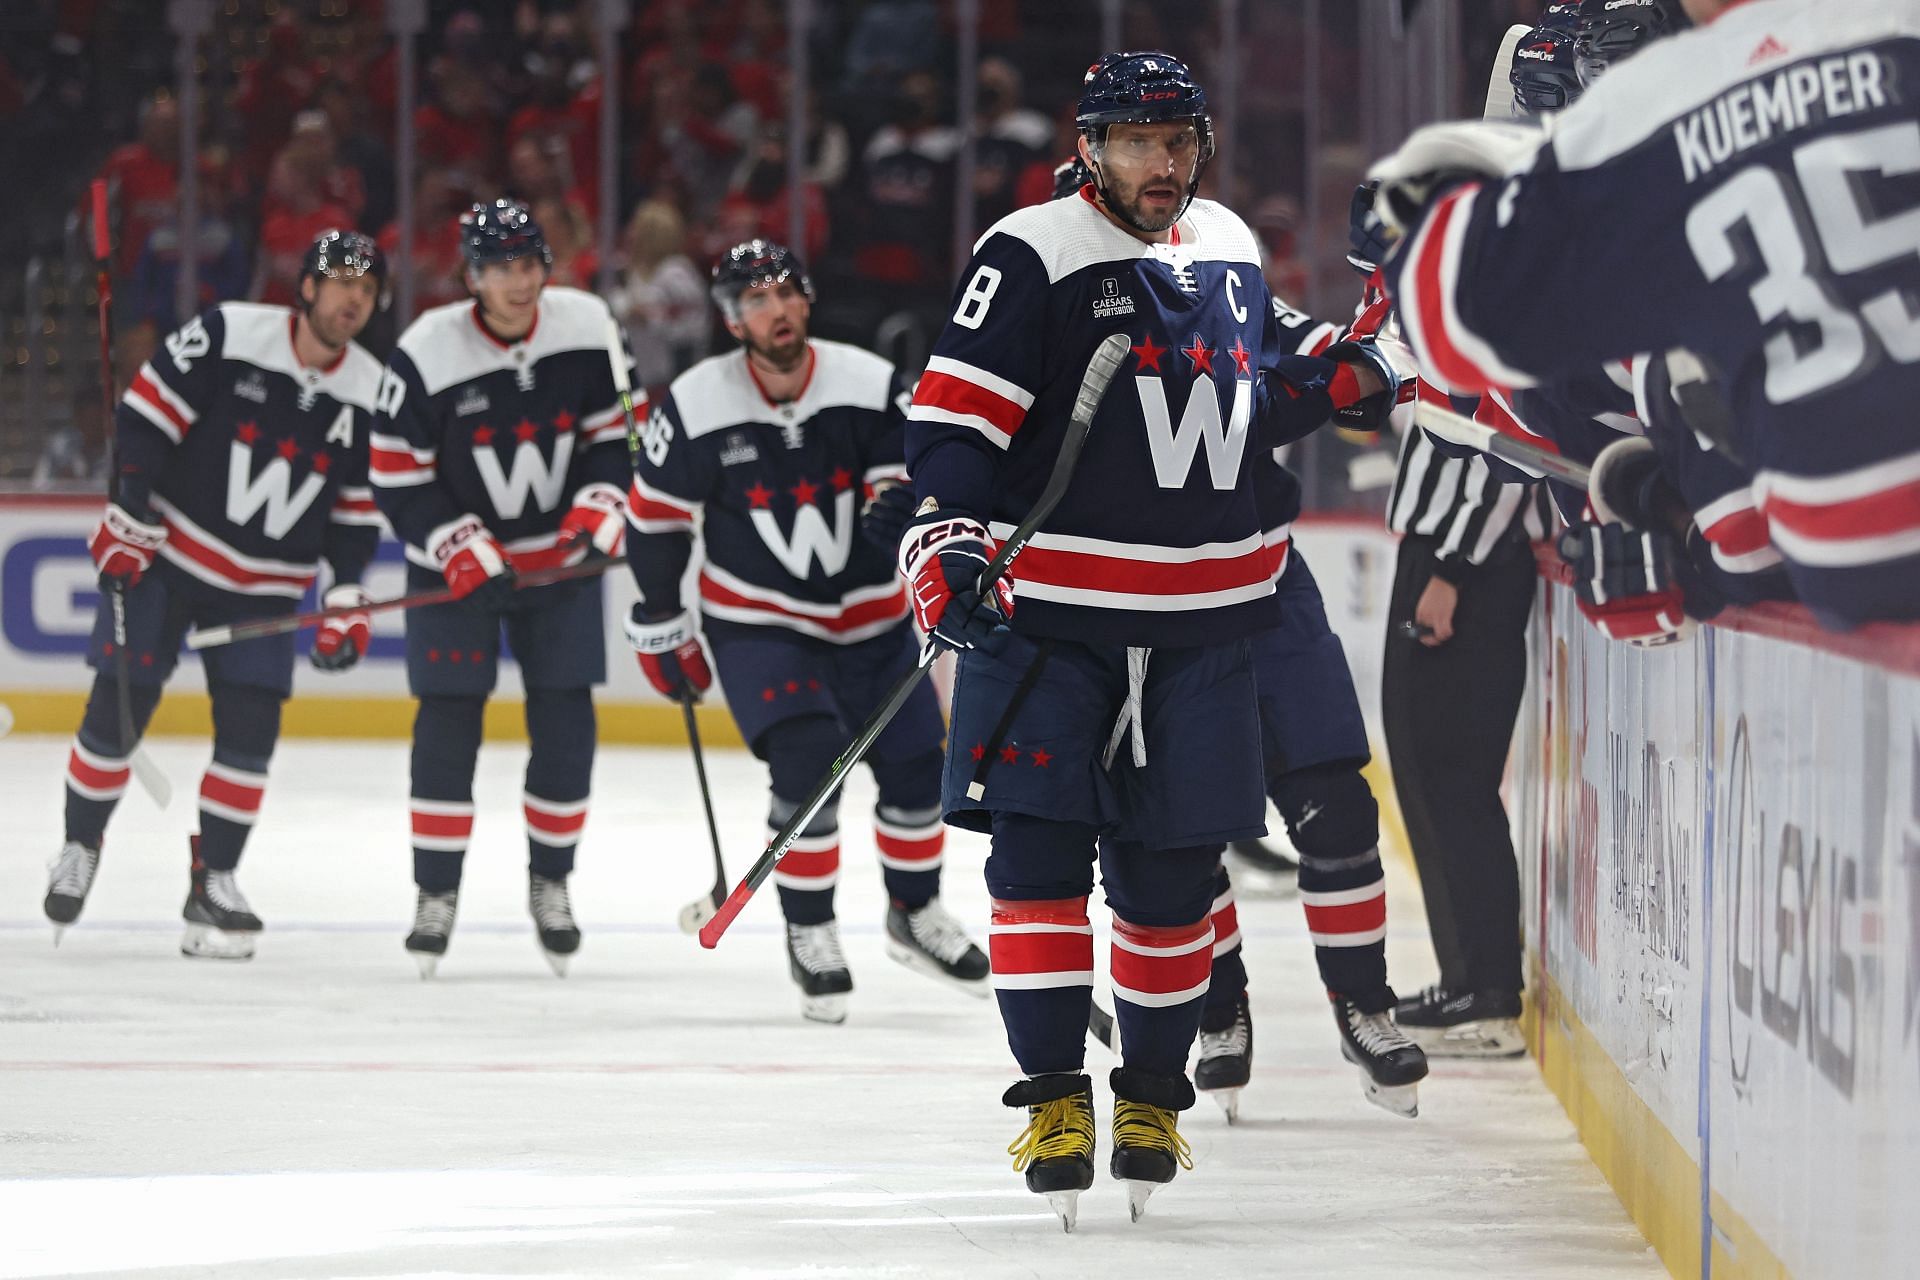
{"left": 1380, "top": 533, "right": 1536, "bottom": 997}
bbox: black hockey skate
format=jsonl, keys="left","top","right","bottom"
{"left": 883, "top": 897, "right": 988, "bottom": 996}
{"left": 405, "top": 888, "right": 459, "bottom": 979}
{"left": 1109, "top": 1067, "right": 1194, "bottom": 1221}
{"left": 1226, "top": 835, "right": 1300, "bottom": 897}
{"left": 181, "top": 837, "right": 263, "bottom": 961}
{"left": 786, "top": 920, "right": 853, "bottom": 1023}
{"left": 529, "top": 872, "right": 580, "bottom": 976}
{"left": 1394, "top": 986, "right": 1526, "bottom": 1058}
{"left": 1003, "top": 1072, "right": 1096, "bottom": 1233}
{"left": 1334, "top": 993, "right": 1428, "bottom": 1118}
{"left": 1194, "top": 992, "right": 1253, "bottom": 1123}
{"left": 44, "top": 840, "right": 101, "bottom": 944}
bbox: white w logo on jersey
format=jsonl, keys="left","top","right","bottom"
{"left": 751, "top": 488, "right": 856, "bottom": 580}
{"left": 226, "top": 442, "right": 327, "bottom": 539}
{"left": 474, "top": 433, "right": 575, "bottom": 519}
{"left": 1135, "top": 373, "right": 1253, "bottom": 490}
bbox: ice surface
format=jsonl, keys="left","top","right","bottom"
{"left": 0, "top": 736, "right": 1662, "bottom": 1278}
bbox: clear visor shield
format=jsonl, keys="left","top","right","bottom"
{"left": 1088, "top": 121, "right": 1205, "bottom": 184}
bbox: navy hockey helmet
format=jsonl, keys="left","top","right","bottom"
{"left": 1510, "top": 23, "right": 1583, "bottom": 115}
{"left": 300, "top": 228, "right": 387, "bottom": 309}
{"left": 1574, "top": 0, "right": 1689, "bottom": 87}
{"left": 1076, "top": 51, "right": 1216, "bottom": 225}
{"left": 460, "top": 198, "right": 552, "bottom": 272}
{"left": 1539, "top": 1, "right": 1583, "bottom": 35}
{"left": 1050, "top": 153, "right": 1093, "bottom": 201}
{"left": 710, "top": 238, "right": 815, "bottom": 322}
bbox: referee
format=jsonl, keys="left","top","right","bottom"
{"left": 1381, "top": 403, "right": 1545, "bottom": 1058}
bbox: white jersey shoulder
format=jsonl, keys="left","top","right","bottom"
{"left": 395, "top": 288, "right": 617, "bottom": 397}
{"left": 1548, "top": 0, "right": 1920, "bottom": 174}
{"left": 981, "top": 192, "right": 1263, "bottom": 283}
{"left": 214, "top": 301, "right": 382, "bottom": 409}
{"left": 669, "top": 340, "right": 896, "bottom": 441}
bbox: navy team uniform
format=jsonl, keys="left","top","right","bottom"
{"left": 626, "top": 339, "right": 954, "bottom": 928}
{"left": 370, "top": 284, "right": 628, "bottom": 919}
{"left": 59, "top": 299, "right": 380, "bottom": 914}
{"left": 901, "top": 56, "right": 1413, "bottom": 1203}
{"left": 1379, "top": 0, "right": 1920, "bottom": 628}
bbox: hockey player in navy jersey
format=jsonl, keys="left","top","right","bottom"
{"left": 900, "top": 52, "right": 1410, "bottom": 1225}
{"left": 371, "top": 199, "right": 631, "bottom": 977}
{"left": 45, "top": 229, "right": 385, "bottom": 959}
{"left": 624, "top": 240, "right": 988, "bottom": 1023}
{"left": 1372, "top": 0, "right": 1920, "bottom": 629}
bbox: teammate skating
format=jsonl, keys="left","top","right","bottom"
{"left": 1193, "top": 992, "right": 1251, "bottom": 1122}
{"left": 372, "top": 199, "right": 633, "bottom": 978}
{"left": 45, "top": 230, "right": 383, "bottom": 955}
{"left": 624, "top": 239, "right": 986, "bottom": 1022}
{"left": 904, "top": 52, "right": 1401, "bottom": 1225}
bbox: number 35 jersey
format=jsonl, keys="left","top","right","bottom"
{"left": 625, "top": 340, "right": 912, "bottom": 644}
{"left": 1384, "top": 0, "right": 1920, "bottom": 625}
{"left": 115, "top": 302, "right": 382, "bottom": 598}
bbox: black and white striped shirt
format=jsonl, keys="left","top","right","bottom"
{"left": 1387, "top": 422, "right": 1547, "bottom": 567}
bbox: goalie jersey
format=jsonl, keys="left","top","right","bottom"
{"left": 370, "top": 287, "right": 631, "bottom": 573}
{"left": 625, "top": 340, "right": 912, "bottom": 644}
{"left": 115, "top": 302, "right": 381, "bottom": 598}
{"left": 1384, "top": 0, "right": 1920, "bottom": 625}
{"left": 905, "top": 187, "right": 1358, "bottom": 649}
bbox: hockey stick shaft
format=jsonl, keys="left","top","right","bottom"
{"left": 699, "top": 331, "right": 1134, "bottom": 949}
{"left": 1412, "top": 400, "right": 1593, "bottom": 488}
{"left": 184, "top": 556, "right": 619, "bottom": 650}
{"left": 681, "top": 693, "right": 729, "bottom": 904}
{"left": 93, "top": 180, "right": 171, "bottom": 809}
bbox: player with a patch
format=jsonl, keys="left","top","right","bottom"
{"left": 46, "top": 229, "right": 386, "bottom": 961}
{"left": 900, "top": 52, "right": 1408, "bottom": 1227}
{"left": 624, "top": 239, "right": 988, "bottom": 1025}
{"left": 370, "top": 198, "right": 630, "bottom": 979}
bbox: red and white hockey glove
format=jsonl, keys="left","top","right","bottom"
{"left": 310, "top": 585, "right": 371, "bottom": 673}
{"left": 557, "top": 482, "right": 628, "bottom": 561}
{"left": 623, "top": 606, "right": 714, "bottom": 701}
{"left": 428, "top": 514, "right": 516, "bottom": 608}
{"left": 90, "top": 503, "right": 166, "bottom": 587}
{"left": 897, "top": 506, "right": 1015, "bottom": 653}
{"left": 1559, "top": 520, "right": 1691, "bottom": 647}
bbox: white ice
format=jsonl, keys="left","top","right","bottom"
{"left": 0, "top": 736, "right": 1661, "bottom": 1279}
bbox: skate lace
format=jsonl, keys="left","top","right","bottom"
{"left": 1111, "top": 1099, "right": 1193, "bottom": 1170}
{"left": 47, "top": 842, "right": 99, "bottom": 898}
{"left": 1349, "top": 1007, "right": 1416, "bottom": 1055}
{"left": 1199, "top": 1014, "right": 1250, "bottom": 1061}
{"left": 788, "top": 922, "right": 848, "bottom": 975}
{"left": 1007, "top": 1097, "right": 1094, "bottom": 1171}
{"left": 908, "top": 900, "right": 976, "bottom": 965}
{"left": 205, "top": 870, "right": 253, "bottom": 915}
{"left": 530, "top": 876, "right": 574, "bottom": 929}
{"left": 414, "top": 891, "right": 458, "bottom": 933}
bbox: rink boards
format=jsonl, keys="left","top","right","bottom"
{"left": 1515, "top": 567, "right": 1920, "bottom": 1279}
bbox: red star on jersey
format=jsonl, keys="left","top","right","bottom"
{"left": 1228, "top": 337, "right": 1253, "bottom": 376}
{"left": 514, "top": 419, "right": 540, "bottom": 444}
{"left": 311, "top": 451, "right": 332, "bottom": 475}
{"left": 831, "top": 466, "right": 853, "bottom": 492}
{"left": 471, "top": 424, "right": 494, "bottom": 446}
{"left": 1132, "top": 332, "right": 1167, "bottom": 374}
{"left": 1181, "top": 335, "right": 1215, "bottom": 376}
{"left": 1000, "top": 745, "right": 1022, "bottom": 765}
{"left": 277, "top": 439, "right": 301, "bottom": 462}
{"left": 785, "top": 679, "right": 800, "bottom": 694}
{"left": 790, "top": 476, "right": 820, "bottom": 506}
{"left": 1030, "top": 748, "right": 1052, "bottom": 768}
{"left": 235, "top": 421, "right": 260, "bottom": 445}
{"left": 969, "top": 743, "right": 986, "bottom": 761}
{"left": 552, "top": 409, "right": 575, "bottom": 433}
{"left": 745, "top": 481, "right": 773, "bottom": 508}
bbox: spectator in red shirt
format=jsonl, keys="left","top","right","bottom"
{"left": 264, "top": 110, "right": 366, "bottom": 229}
{"left": 378, "top": 168, "right": 469, "bottom": 315}
{"left": 232, "top": 13, "right": 323, "bottom": 188}
{"left": 97, "top": 93, "right": 180, "bottom": 275}
{"left": 415, "top": 61, "right": 500, "bottom": 197}
{"left": 706, "top": 122, "right": 829, "bottom": 265}
{"left": 530, "top": 196, "right": 598, "bottom": 291}
{"left": 252, "top": 153, "right": 350, "bottom": 306}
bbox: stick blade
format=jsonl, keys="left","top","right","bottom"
{"left": 1073, "top": 332, "right": 1134, "bottom": 425}
{"left": 131, "top": 751, "right": 172, "bottom": 809}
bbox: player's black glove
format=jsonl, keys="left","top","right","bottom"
{"left": 1558, "top": 520, "right": 1725, "bottom": 647}
{"left": 1323, "top": 337, "right": 1414, "bottom": 439}
{"left": 897, "top": 504, "right": 1015, "bottom": 653}
{"left": 1347, "top": 181, "right": 1393, "bottom": 275}
{"left": 860, "top": 481, "right": 916, "bottom": 552}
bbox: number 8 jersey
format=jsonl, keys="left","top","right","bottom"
{"left": 1382, "top": 0, "right": 1920, "bottom": 625}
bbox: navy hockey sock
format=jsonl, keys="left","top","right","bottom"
{"left": 195, "top": 684, "right": 283, "bottom": 872}
{"left": 1205, "top": 861, "right": 1248, "bottom": 1014}
{"left": 1102, "top": 838, "right": 1218, "bottom": 1077}
{"left": 63, "top": 676, "right": 161, "bottom": 849}
{"left": 1276, "top": 763, "right": 1390, "bottom": 1008}
{"left": 984, "top": 814, "right": 1100, "bottom": 1076}
{"left": 410, "top": 695, "right": 484, "bottom": 893}
{"left": 524, "top": 688, "right": 594, "bottom": 881}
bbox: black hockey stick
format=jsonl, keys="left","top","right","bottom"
{"left": 699, "top": 331, "right": 1134, "bottom": 949}
{"left": 92, "top": 179, "right": 171, "bottom": 809}
{"left": 184, "top": 556, "right": 618, "bottom": 650}
{"left": 1088, "top": 1001, "right": 1120, "bottom": 1053}
{"left": 674, "top": 693, "right": 731, "bottom": 934}
{"left": 1412, "top": 400, "right": 1592, "bottom": 488}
